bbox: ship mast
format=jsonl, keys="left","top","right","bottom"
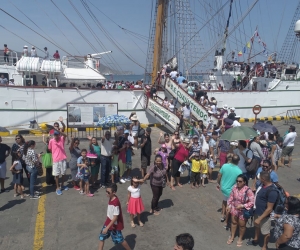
{"left": 152, "top": 0, "right": 166, "bottom": 84}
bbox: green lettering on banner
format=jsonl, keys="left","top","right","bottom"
{"left": 193, "top": 104, "right": 197, "bottom": 112}
{"left": 203, "top": 114, "right": 207, "bottom": 120}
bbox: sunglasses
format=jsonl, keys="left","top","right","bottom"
{"left": 236, "top": 180, "right": 243, "bottom": 183}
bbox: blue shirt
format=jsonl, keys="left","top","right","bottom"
{"left": 255, "top": 167, "right": 278, "bottom": 188}
{"left": 125, "top": 148, "right": 132, "bottom": 163}
{"left": 177, "top": 76, "right": 185, "bottom": 84}
{"left": 77, "top": 156, "right": 90, "bottom": 176}
{"left": 255, "top": 185, "right": 278, "bottom": 216}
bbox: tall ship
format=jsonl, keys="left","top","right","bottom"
{"left": 1, "top": 1, "right": 300, "bottom": 130}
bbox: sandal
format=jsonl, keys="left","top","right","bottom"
{"left": 154, "top": 211, "right": 160, "bottom": 216}
{"left": 237, "top": 241, "right": 243, "bottom": 247}
{"left": 139, "top": 221, "right": 144, "bottom": 227}
{"left": 130, "top": 221, "right": 136, "bottom": 228}
{"left": 227, "top": 237, "right": 234, "bottom": 245}
{"left": 20, "top": 195, "right": 24, "bottom": 199}
{"left": 87, "top": 193, "right": 94, "bottom": 197}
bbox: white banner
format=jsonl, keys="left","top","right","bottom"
{"left": 165, "top": 78, "right": 218, "bottom": 123}
{"left": 67, "top": 102, "right": 118, "bottom": 127}
{"left": 148, "top": 99, "right": 180, "bottom": 130}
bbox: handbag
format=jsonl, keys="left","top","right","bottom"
{"left": 156, "top": 166, "right": 166, "bottom": 188}
{"left": 168, "top": 148, "right": 177, "bottom": 160}
{"left": 42, "top": 153, "right": 53, "bottom": 168}
{"left": 242, "top": 188, "right": 254, "bottom": 219}
{"left": 36, "top": 162, "right": 44, "bottom": 176}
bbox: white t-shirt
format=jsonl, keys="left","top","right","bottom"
{"left": 169, "top": 104, "right": 174, "bottom": 112}
{"left": 169, "top": 71, "right": 177, "bottom": 79}
{"left": 128, "top": 185, "right": 141, "bottom": 198}
{"left": 283, "top": 132, "right": 297, "bottom": 147}
{"left": 182, "top": 107, "right": 191, "bottom": 119}
{"left": 14, "top": 160, "right": 22, "bottom": 170}
{"left": 233, "top": 148, "right": 253, "bottom": 173}
{"left": 232, "top": 120, "right": 241, "bottom": 127}
{"left": 100, "top": 138, "right": 115, "bottom": 156}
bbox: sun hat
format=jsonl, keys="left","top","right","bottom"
{"left": 260, "top": 140, "right": 267, "bottom": 146}
{"left": 183, "top": 137, "right": 190, "bottom": 144}
{"left": 230, "top": 107, "right": 235, "bottom": 111}
{"left": 131, "top": 115, "right": 138, "bottom": 121}
{"left": 223, "top": 104, "right": 228, "bottom": 109}
{"left": 24, "top": 45, "right": 28, "bottom": 48}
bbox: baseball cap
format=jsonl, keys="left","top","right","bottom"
{"left": 192, "top": 135, "right": 198, "bottom": 139}
{"left": 124, "top": 130, "right": 130, "bottom": 134}
{"left": 54, "top": 130, "right": 60, "bottom": 135}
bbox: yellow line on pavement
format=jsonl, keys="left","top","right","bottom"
{"left": 33, "top": 172, "right": 47, "bottom": 250}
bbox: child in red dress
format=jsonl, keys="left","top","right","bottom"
{"left": 126, "top": 177, "right": 145, "bottom": 228}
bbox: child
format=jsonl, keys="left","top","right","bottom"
{"left": 124, "top": 141, "right": 133, "bottom": 181}
{"left": 42, "top": 134, "right": 55, "bottom": 185}
{"left": 126, "top": 177, "right": 145, "bottom": 228}
{"left": 200, "top": 152, "right": 208, "bottom": 187}
{"left": 189, "top": 153, "right": 201, "bottom": 188}
{"left": 88, "top": 136, "right": 101, "bottom": 187}
{"left": 87, "top": 152, "right": 98, "bottom": 189}
{"left": 10, "top": 151, "right": 24, "bottom": 198}
{"left": 98, "top": 183, "right": 131, "bottom": 250}
{"left": 111, "top": 146, "right": 119, "bottom": 184}
{"left": 157, "top": 145, "right": 169, "bottom": 169}
{"left": 77, "top": 149, "right": 94, "bottom": 197}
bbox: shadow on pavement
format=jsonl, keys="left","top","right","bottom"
{"left": 158, "top": 198, "right": 174, "bottom": 209}
{"left": 0, "top": 199, "right": 26, "bottom": 211}
{"left": 109, "top": 234, "right": 137, "bottom": 250}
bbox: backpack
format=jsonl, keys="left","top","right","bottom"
{"left": 245, "top": 149, "right": 259, "bottom": 174}
{"left": 266, "top": 184, "right": 287, "bottom": 215}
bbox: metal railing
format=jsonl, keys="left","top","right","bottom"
{"left": 285, "top": 109, "right": 300, "bottom": 124}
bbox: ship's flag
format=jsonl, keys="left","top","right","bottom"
{"left": 243, "top": 47, "right": 246, "bottom": 53}
{"left": 238, "top": 51, "right": 243, "bottom": 56}
{"left": 246, "top": 42, "right": 251, "bottom": 48}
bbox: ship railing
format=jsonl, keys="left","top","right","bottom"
{"left": 0, "top": 51, "right": 18, "bottom": 66}
{"left": 285, "top": 109, "right": 300, "bottom": 124}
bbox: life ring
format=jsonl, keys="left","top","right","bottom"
{"left": 256, "top": 65, "right": 264, "bottom": 77}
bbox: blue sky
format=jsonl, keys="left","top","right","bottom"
{"left": 1, "top": 0, "right": 299, "bottom": 74}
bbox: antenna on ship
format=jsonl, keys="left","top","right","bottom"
{"left": 278, "top": 2, "right": 300, "bottom": 64}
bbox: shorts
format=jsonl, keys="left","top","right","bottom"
{"left": 0, "top": 161, "right": 7, "bottom": 179}
{"left": 99, "top": 226, "right": 124, "bottom": 245}
{"left": 223, "top": 195, "right": 229, "bottom": 201}
{"left": 141, "top": 155, "right": 150, "bottom": 169}
{"left": 200, "top": 174, "right": 207, "bottom": 179}
{"left": 254, "top": 214, "right": 272, "bottom": 235}
{"left": 110, "top": 166, "right": 118, "bottom": 175}
{"left": 132, "top": 131, "right": 138, "bottom": 137}
{"left": 281, "top": 146, "right": 294, "bottom": 157}
{"left": 52, "top": 160, "right": 67, "bottom": 176}
{"left": 190, "top": 172, "right": 200, "bottom": 183}
{"left": 80, "top": 176, "right": 89, "bottom": 183}
{"left": 126, "top": 161, "right": 132, "bottom": 169}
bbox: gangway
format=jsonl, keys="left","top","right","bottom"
{"left": 164, "top": 77, "right": 218, "bottom": 124}
{"left": 144, "top": 95, "right": 180, "bottom": 132}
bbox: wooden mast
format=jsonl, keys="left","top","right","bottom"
{"left": 152, "top": 0, "right": 165, "bottom": 84}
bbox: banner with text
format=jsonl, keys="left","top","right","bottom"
{"left": 165, "top": 78, "right": 218, "bottom": 123}
{"left": 67, "top": 102, "right": 118, "bottom": 127}
{"left": 148, "top": 99, "right": 180, "bottom": 130}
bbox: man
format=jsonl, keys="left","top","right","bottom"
{"left": 231, "top": 116, "right": 241, "bottom": 127}
{"left": 8, "top": 78, "right": 15, "bottom": 85}
{"left": 252, "top": 159, "right": 279, "bottom": 192}
{"left": 247, "top": 171, "right": 278, "bottom": 250}
{"left": 49, "top": 117, "right": 66, "bottom": 136}
{"left": 177, "top": 72, "right": 186, "bottom": 85}
{"left": 217, "top": 139, "right": 230, "bottom": 168}
{"left": 0, "top": 74, "right": 8, "bottom": 85}
{"left": 182, "top": 103, "right": 191, "bottom": 135}
{"left": 217, "top": 154, "right": 242, "bottom": 228}
{"left": 48, "top": 130, "right": 68, "bottom": 195}
{"left": 0, "top": 136, "right": 11, "bottom": 192}
{"left": 227, "top": 107, "right": 236, "bottom": 121}
{"left": 44, "top": 47, "right": 49, "bottom": 59}
{"left": 3, "top": 44, "right": 10, "bottom": 63}
{"left": 30, "top": 46, "right": 37, "bottom": 57}
{"left": 100, "top": 131, "right": 115, "bottom": 188}
{"left": 140, "top": 127, "right": 152, "bottom": 180}
{"left": 23, "top": 45, "right": 28, "bottom": 57}
{"left": 233, "top": 140, "right": 253, "bottom": 177}
{"left": 169, "top": 69, "right": 178, "bottom": 81}
{"left": 174, "top": 233, "right": 194, "bottom": 250}
{"left": 281, "top": 125, "right": 297, "bottom": 168}
{"left": 208, "top": 131, "right": 218, "bottom": 182}
{"left": 53, "top": 50, "right": 60, "bottom": 59}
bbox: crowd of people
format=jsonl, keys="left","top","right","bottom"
{"left": 0, "top": 111, "right": 299, "bottom": 249}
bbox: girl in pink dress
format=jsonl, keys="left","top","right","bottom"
{"left": 227, "top": 174, "right": 254, "bottom": 247}
{"left": 126, "top": 177, "right": 145, "bottom": 228}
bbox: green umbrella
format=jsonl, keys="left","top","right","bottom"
{"left": 220, "top": 126, "right": 257, "bottom": 141}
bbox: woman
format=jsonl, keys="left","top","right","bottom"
{"left": 88, "top": 136, "right": 101, "bottom": 187}
{"left": 11, "top": 134, "right": 29, "bottom": 184}
{"left": 69, "top": 138, "right": 81, "bottom": 190}
{"left": 170, "top": 137, "right": 190, "bottom": 190}
{"left": 187, "top": 84, "right": 195, "bottom": 97}
{"left": 270, "top": 137, "right": 284, "bottom": 171}
{"left": 130, "top": 114, "right": 140, "bottom": 148}
{"left": 23, "top": 140, "right": 41, "bottom": 199}
{"left": 227, "top": 174, "right": 254, "bottom": 247}
{"left": 143, "top": 155, "right": 167, "bottom": 215}
{"left": 162, "top": 97, "right": 169, "bottom": 108}
{"left": 168, "top": 99, "right": 175, "bottom": 113}
{"left": 172, "top": 131, "right": 181, "bottom": 149}
{"left": 274, "top": 196, "right": 300, "bottom": 250}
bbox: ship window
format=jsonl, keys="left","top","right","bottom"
{"left": 0, "top": 72, "right": 9, "bottom": 80}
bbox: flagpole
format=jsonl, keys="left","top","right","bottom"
{"left": 247, "top": 26, "right": 258, "bottom": 64}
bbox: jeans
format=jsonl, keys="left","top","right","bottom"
{"left": 100, "top": 155, "right": 111, "bottom": 185}
{"left": 26, "top": 166, "right": 38, "bottom": 196}
{"left": 151, "top": 185, "right": 163, "bottom": 211}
